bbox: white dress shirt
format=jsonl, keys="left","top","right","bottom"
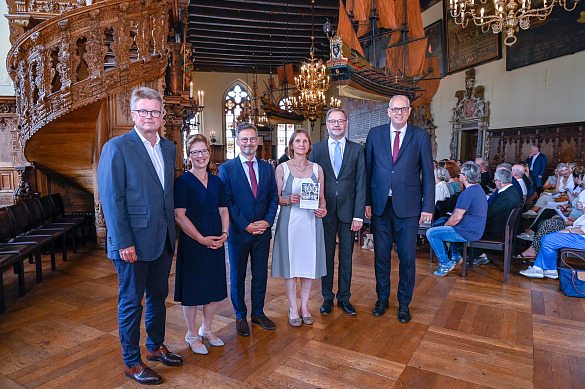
{"left": 327, "top": 136, "right": 346, "bottom": 178}
{"left": 238, "top": 153, "right": 259, "bottom": 188}
{"left": 530, "top": 152, "right": 540, "bottom": 171}
{"left": 135, "top": 128, "right": 165, "bottom": 188}
{"left": 388, "top": 124, "right": 407, "bottom": 196}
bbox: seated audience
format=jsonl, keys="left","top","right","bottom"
{"left": 426, "top": 162, "right": 488, "bottom": 276}
{"left": 434, "top": 166, "right": 451, "bottom": 203}
{"left": 517, "top": 168, "right": 585, "bottom": 258}
{"left": 471, "top": 169, "right": 522, "bottom": 265}
{"left": 512, "top": 164, "right": 528, "bottom": 201}
{"left": 445, "top": 161, "right": 463, "bottom": 194}
{"left": 519, "top": 213, "right": 585, "bottom": 279}
{"left": 523, "top": 163, "right": 573, "bottom": 216}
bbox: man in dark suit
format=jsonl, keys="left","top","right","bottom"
{"left": 365, "top": 95, "right": 434, "bottom": 323}
{"left": 525, "top": 145, "right": 547, "bottom": 196}
{"left": 278, "top": 147, "right": 290, "bottom": 164}
{"left": 98, "top": 87, "right": 182, "bottom": 385}
{"left": 309, "top": 108, "right": 366, "bottom": 316}
{"left": 219, "top": 122, "right": 279, "bottom": 337}
{"left": 472, "top": 168, "right": 522, "bottom": 264}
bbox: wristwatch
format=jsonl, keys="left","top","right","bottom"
{"left": 222, "top": 231, "right": 229, "bottom": 238}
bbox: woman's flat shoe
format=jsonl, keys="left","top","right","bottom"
{"left": 288, "top": 314, "right": 302, "bottom": 327}
{"left": 301, "top": 315, "right": 313, "bottom": 325}
{"left": 198, "top": 327, "right": 224, "bottom": 347}
{"left": 185, "top": 336, "right": 208, "bottom": 354}
{"left": 513, "top": 253, "right": 536, "bottom": 260}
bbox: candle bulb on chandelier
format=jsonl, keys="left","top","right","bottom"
{"left": 189, "top": 82, "right": 193, "bottom": 99}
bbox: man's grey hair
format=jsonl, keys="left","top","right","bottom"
{"left": 461, "top": 161, "right": 481, "bottom": 184}
{"left": 235, "top": 122, "right": 258, "bottom": 138}
{"left": 512, "top": 164, "right": 525, "bottom": 177}
{"left": 130, "top": 86, "right": 163, "bottom": 111}
{"left": 531, "top": 145, "right": 539, "bottom": 151}
{"left": 389, "top": 95, "right": 410, "bottom": 108}
{"left": 325, "top": 107, "right": 347, "bottom": 122}
{"left": 496, "top": 163, "right": 512, "bottom": 171}
{"left": 494, "top": 168, "right": 513, "bottom": 184}
{"left": 434, "top": 167, "right": 450, "bottom": 182}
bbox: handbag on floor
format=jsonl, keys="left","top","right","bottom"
{"left": 559, "top": 251, "right": 585, "bottom": 298}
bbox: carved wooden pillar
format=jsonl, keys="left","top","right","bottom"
{"left": 93, "top": 100, "right": 108, "bottom": 248}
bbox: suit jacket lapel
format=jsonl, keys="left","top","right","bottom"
{"left": 395, "top": 124, "right": 413, "bottom": 163}
{"left": 321, "top": 141, "right": 336, "bottom": 177}
{"left": 382, "top": 124, "right": 393, "bottom": 164}
{"left": 129, "top": 129, "right": 163, "bottom": 190}
{"left": 235, "top": 158, "right": 255, "bottom": 198}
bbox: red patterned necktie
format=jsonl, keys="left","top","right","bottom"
{"left": 245, "top": 161, "right": 258, "bottom": 198}
{"left": 393, "top": 130, "right": 401, "bottom": 162}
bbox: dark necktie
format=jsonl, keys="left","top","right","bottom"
{"left": 246, "top": 161, "right": 258, "bottom": 198}
{"left": 393, "top": 130, "right": 401, "bottom": 162}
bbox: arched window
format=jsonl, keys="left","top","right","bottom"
{"left": 224, "top": 83, "right": 250, "bottom": 160}
{"left": 276, "top": 97, "right": 298, "bottom": 158}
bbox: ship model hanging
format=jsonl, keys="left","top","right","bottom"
{"left": 326, "top": 0, "right": 442, "bottom": 106}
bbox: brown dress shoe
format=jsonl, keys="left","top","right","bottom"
{"left": 251, "top": 313, "right": 276, "bottom": 330}
{"left": 125, "top": 362, "right": 162, "bottom": 385}
{"left": 145, "top": 344, "right": 183, "bottom": 366}
{"left": 236, "top": 318, "right": 250, "bottom": 336}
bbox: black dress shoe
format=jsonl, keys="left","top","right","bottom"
{"left": 125, "top": 362, "right": 163, "bottom": 385}
{"left": 397, "top": 303, "right": 411, "bottom": 323}
{"left": 236, "top": 318, "right": 250, "bottom": 336}
{"left": 372, "top": 299, "right": 389, "bottom": 317}
{"left": 251, "top": 313, "right": 276, "bottom": 330}
{"left": 320, "top": 299, "right": 334, "bottom": 315}
{"left": 337, "top": 300, "right": 357, "bottom": 315}
{"left": 145, "top": 345, "right": 183, "bottom": 366}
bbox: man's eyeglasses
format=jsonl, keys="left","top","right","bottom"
{"left": 239, "top": 137, "right": 258, "bottom": 143}
{"left": 189, "top": 149, "right": 209, "bottom": 156}
{"left": 327, "top": 119, "right": 347, "bottom": 125}
{"left": 133, "top": 109, "right": 162, "bottom": 118}
{"left": 389, "top": 107, "right": 410, "bottom": 114}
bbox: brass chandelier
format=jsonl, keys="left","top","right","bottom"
{"left": 284, "top": 0, "right": 340, "bottom": 127}
{"left": 449, "top": 0, "right": 579, "bottom": 46}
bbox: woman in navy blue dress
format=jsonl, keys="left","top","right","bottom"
{"left": 174, "top": 134, "right": 229, "bottom": 355}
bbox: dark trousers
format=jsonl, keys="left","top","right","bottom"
{"left": 112, "top": 236, "right": 173, "bottom": 367}
{"left": 372, "top": 197, "right": 418, "bottom": 305}
{"left": 228, "top": 238, "right": 270, "bottom": 319}
{"left": 322, "top": 213, "right": 355, "bottom": 302}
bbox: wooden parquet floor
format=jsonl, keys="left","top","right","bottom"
{"left": 1, "top": 241, "right": 585, "bottom": 389}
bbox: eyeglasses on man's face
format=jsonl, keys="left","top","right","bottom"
{"left": 389, "top": 107, "right": 410, "bottom": 114}
{"left": 239, "top": 137, "right": 258, "bottom": 144}
{"left": 189, "top": 149, "right": 209, "bottom": 156}
{"left": 133, "top": 109, "right": 162, "bottom": 118}
{"left": 327, "top": 119, "right": 347, "bottom": 125}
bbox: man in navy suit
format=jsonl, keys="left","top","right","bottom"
{"left": 365, "top": 95, "right": 434, "bottom": 323}
{"left": 219, "top": 122, "right": 279, "bottom": 336}
{"left": 98, "top": 87, "right": 182, "bottom": 385}
{"left": 309, "top": 108, "right": 366, "bottom": 316}
{"left": 525, "top": 145, "right": 547, "bottom": 196}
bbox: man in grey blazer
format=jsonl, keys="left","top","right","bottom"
{"left": 98, "top": 87, "right": 182, "bottom": 385}
{"left": 309, "top": 108, "right": 366, "bottom": 315}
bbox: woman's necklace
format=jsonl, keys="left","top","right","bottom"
{"left": 191, "top": 169, "right": 207, "bottom": 184}
{"left": 291, "top": 161, "right": 309, "bottom": 172}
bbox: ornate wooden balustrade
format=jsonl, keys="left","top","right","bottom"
{"left": 6, "top": 0, "right": 171, "bottom": 145}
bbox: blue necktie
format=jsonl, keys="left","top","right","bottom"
{"left": 333, "top": 141, "right": 342, "bottom": 176}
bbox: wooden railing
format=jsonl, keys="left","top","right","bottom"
{"left": 6, "top": 0, "right": 171, "bottom": 144}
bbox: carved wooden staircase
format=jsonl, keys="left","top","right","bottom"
{"left": 6, "top": 0, "right": 173, "bottom": 244}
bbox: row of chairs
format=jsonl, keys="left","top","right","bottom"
{"left": 0, "top": 194, "right": 91, "bottom": 314}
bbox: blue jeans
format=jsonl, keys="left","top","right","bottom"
{"left": 535, "top": 232, "right": 585, "bottom": 270}
{"left": 426, "top": 226, "right": 468, "bottom": 265}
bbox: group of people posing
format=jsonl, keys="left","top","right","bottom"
{"left": 97, "top": 87, "right": 435, "bottom": 385}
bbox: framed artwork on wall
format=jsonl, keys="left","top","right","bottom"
{"left": 443, "top": 3, "right": 502, "bottom": 73}
{"left": 424, "top": 20, "right": 447, "bottom": 77}
{"left": 506, "top": 1, "right": 585, "bottom": 71}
